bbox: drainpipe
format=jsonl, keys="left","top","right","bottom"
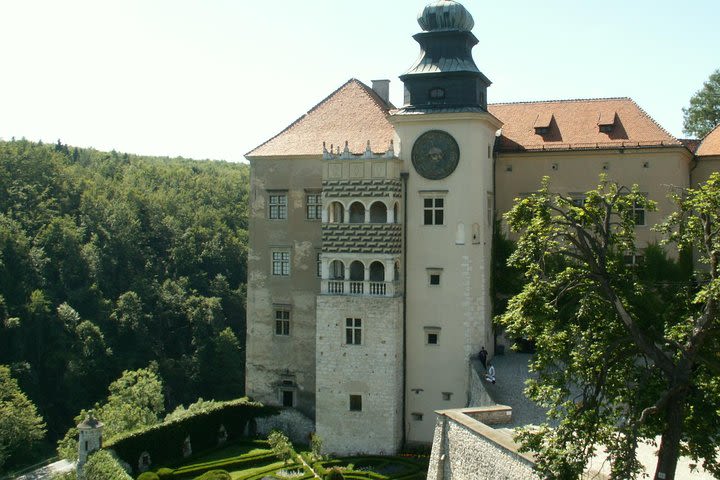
{"left": 401, "top": 170, "right": 409, "bottom": 449}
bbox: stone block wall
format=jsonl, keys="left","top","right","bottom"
{"left": 426, "top": 407, "right": 538, "bottom": 480}
{"left": 315, "top": 295, "right": 403, "bottom": 455}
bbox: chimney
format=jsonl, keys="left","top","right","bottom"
{"left": 371, "top": 79, "right": 390, "bottom": 104}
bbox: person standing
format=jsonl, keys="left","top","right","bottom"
{"left": 478, "top": 346, "right": 488, "bottom": 370}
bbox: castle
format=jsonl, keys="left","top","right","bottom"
{"left": 244, "top": 0, "right": 720, "bottom": 454}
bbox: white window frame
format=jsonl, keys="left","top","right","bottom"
{"left": 633, "top": 200, "right": 646, "bottom": 226}
{"left": 274, "top": 308, "right": 290, "bottom": 336}
{"left": 345, "top": 317, "right": 362, "bottom": 345}
{"left": 268, "top": 192, "right": 288, "bottom": 220}
{"left": 306, "top": 192, "right": 322, "bottom": 220}
{"left": 272, "top": 250, "right": 290, "bottom": 276}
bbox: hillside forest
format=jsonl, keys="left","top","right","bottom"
{"left": 0, "top": 139, "right": 250, "bottom": 462}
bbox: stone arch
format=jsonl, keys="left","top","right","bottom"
{"left": 138, "top": 452, "right": 152, "bottom": 472}
{"left": 329, "top": 260, "right": 345, "bottom": 279}
{"left": 349, "top": 201, "right": 365, "bottom": 223}
{"left": 369, "top": 261, "right": 385, "bottom": 282}
{"left": 218, "top": 424, "right": 228, "bottom": 445}
{"left": 369, "top": 201, "right": 388, "bottom": 223}
{"left": 328, "top": 201, "right": 344, "bottom": 223}
{"left": 349, "top": 260, "right": 365, "bottom": 281}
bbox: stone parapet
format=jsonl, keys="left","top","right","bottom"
{"left": 323, "top": 178, "right": 402, "bottom": 197}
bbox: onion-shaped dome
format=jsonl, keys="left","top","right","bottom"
{"left": 417, "top": 0, "right": 474, "bottom": 32}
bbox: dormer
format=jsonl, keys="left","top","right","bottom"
{"left": 598, "top": 111, "right": 617, "bottom": 133}
{"left": 534, "top": 112, "right": 554, "bottom": 135}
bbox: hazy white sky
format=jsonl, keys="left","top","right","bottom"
{"left": 1, "top": 0, "right": 718, "bottom": 162}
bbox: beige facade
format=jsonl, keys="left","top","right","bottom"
{"left": 243, "top": 0, "right": 713, "bottom": 456}
{"left": 245, "top": 155, "right": 323, "bottom": 417}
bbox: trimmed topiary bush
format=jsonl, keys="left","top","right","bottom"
{"left": 156, "top": 467, "right": 174, "bottom": 479}
{"left": 195, "top": 470, "right": 231, "bottom": 480}
{"left": 136, "top": 472, "right": 159, "bottom": 480}
{"left": 324, "top": 467, "right": 344, "bottom": 480}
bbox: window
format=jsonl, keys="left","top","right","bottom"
{"left": 269, "top": 193, "right": 287, "bottom": 219}
{"left": 423, "top": 197, "right": 444, "bottom": 225}
{"left": 633, "top": 200, "right": 645, "bottom": 226}
{"left": 349, "top": 394, "right": 362, "bottom": 411}
{"left": 427, "top": 268, "right": 443, "bottom": 286}
{"left": 345, "top": 318, "right": 362, "bottom": 345}
{"left": 570, "top": 195, "right": 586, "bottom": 207}
{"left": 272, "top": 251, "right": 290, "bottom": 276}
{"left": 429, "top": 87, "right": 445, "bottom": 100}
{"left": 442, "top": 392, "right": 453, "bottom": 401}
{"left": 306, "top": 193, "right": 322, "bottom": 220}
{"left": 281, "top": 389, "right": 294, "bottom": 407}
{"left": 424, "top": 326, "right": 441, "bottom": 345}
{"left": 411, "top": 412, "right": 424, "bottom": 421}
{"left": 316, "top": 252, "right": 322, "bottom": 278}
{"left": 275, "top": 309, "right": 290, "bottom": 336}
{"left": 624, "top": 254, "right": 645, "bottom": 267}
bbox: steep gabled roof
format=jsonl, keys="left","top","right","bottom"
{"left": 488, "top": 98, "right": 682, "bottom": 152}
{"left": 246, "top": 79, "right": 395, "bottom": 158}
{"left": 696, "top": 124, "right": 720, "bottom": 156}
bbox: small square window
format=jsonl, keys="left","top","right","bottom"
{"left": 349, "top": 394, "right": 362, "bottom": 411}
{"left": 442, "top": 392, "right": 453, "bottom": 401}
{"left": 430, "top": 274, "right": 440, "bottom": 285}
{"left": 505, "top": 165, "right": 513, "bottom": 172}
{"left": 427, "top": 268, "right": 443, "bottom": 286}
{"left": 551, "top": 163, "right": 558, "bottom": 171}
{"left": 411, "top": 412, "right": 423, "bottom": 421}
{"left": 424, "top": 326, "right": 441, "bottom": 345}
{"left": 427, "top": 333, "right": 439, "bottom": 345}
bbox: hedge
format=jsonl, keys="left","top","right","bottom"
{"left": 106, "top": 398, "right": 279, "bottom": 473}
{"left": 171, "top": 449, "right": 275, "bottom": 479}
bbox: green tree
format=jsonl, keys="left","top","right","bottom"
{"left": 0, "top": 365, "right": 46, "bottom": 470}
{"left": 501, "top": 176, "right": 720, "bottom": 479}
{"left": 267, "top": 430, "right": 295, "bottom": 464}
{"left": 57, "top": 366, "right": 164, "bottom": 460}
{"left": 683, "top": 69, "right": 720, "bottom": 138}
{"left": 83, "top": 449, "right": 132, "bottom": 480}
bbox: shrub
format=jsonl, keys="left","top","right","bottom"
{"left": 195, "top": 470, "right": 231, "bottom": 480}
{"left": 324, "top": 467, "right": 344, "bottom": 480}
{"left": 136, "top": 472, "right": 159, "bottom": 480}
{"left": 156, "top": 467, "right": 174, "bottom": 478}
{"left": 84, "top": 450, "right": 133, "bottom": 480}
{"left": 107, "top": 398, "right": 279, "bottom": 473}
{"left": 267, "top": 430, "right": 294, "bottom": 464}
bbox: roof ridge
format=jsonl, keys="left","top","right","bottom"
{"left": 696, "top": 123, "right": 720, "bottom": 156}
{"left": 245, "top": 79, "right": 360, "bottom": 157}
{"left": 626, "top": 97, "right": 681, "bottom": 145}
{"left": 489, "top": 97, "right": 633, "bottom": 106}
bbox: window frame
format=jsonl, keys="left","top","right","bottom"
{"left": 424, "top": 326, "right": 441, "bottom": 345}
{"left": 306, "top": 192, "right": 322, "bottom": 220}
{"left": 633, "top": 200, "right": 646, "bottom": 226}
{"left": 274, "top": 308, "right": 290, "bottom": 336}
{"left": 271, "top": 250, "right": 291, "bottom": 276}
{"left": 345, "top": 317, "right": 362, "bottom": 345}
{"left": 268, "top": 192, "right": 288, "bottom": 220}
{"left": 422, "top": 195, "right": 445, "bottom": 226}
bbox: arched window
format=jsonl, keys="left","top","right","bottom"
{"left": 349, "top": 202, "right": 365, "bottom": 223}
{"left": 394, "top": 261, "right": 400, "bottom": 281}
{"left": 370, "top": 202, "right": 387, "bottom": 223}
{"left": 369, "top": 261, "right": 385, "bottom": 282}
{"left": 329, "top": 260, "right": 345, "bottom": 280}
{"left": 328, "top": 202, "right": 344, "bottom": 223}
{"left": 393, "top": 203, "right": 400, "bottom": 224}
{"left": 350, "top": 261, "right": 365, "bottom": 281}
{"left": 456, "top": 222, "right": 465, "bottom": 245}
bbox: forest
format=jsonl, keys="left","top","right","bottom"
{"left": 0, "top": 139, "right": 249, "bottom": 465}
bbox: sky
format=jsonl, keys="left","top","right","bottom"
{"left": 1, "top": 0, "right": 718, "bottom": 163}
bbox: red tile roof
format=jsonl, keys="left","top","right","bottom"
{"left": 488, "top": 98, "right": 681, "bottom": 152}
{"left": 680, "top": 138, "right": 702, "bottom": 154}
{"left": 246, "top": 79, "right": 395, "bottom": 158}
{"left": 696, "top": 124, "right": 720, "bottom": 156}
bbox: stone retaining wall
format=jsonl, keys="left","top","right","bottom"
{"left": 426, "top": 406, "right": 538, "bottom": 480}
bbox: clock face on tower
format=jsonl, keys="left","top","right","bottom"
{"left": 411, "top": 130, "right": 460, "bottom": 180}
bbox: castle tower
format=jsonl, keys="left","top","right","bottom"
{"left": 77, "top": 413, "right": 103, "bottom": 478}
{"left": 392, "top": 0, "right": 502, "bottom": 443}
{"left": 314, "top": 141, "right": 405, "bottom": 455}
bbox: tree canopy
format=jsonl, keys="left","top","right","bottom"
{"left": 0, "top": 139, "right": 249, "bottom": 451}
{"left": 500, "top": 176, "right": 720, "bottom": 479}
{"left": 683, "top": 69, "right": 720, "bottom": 139}
{"left": 0, "top": 365, "right": 46, "bottom": 470}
